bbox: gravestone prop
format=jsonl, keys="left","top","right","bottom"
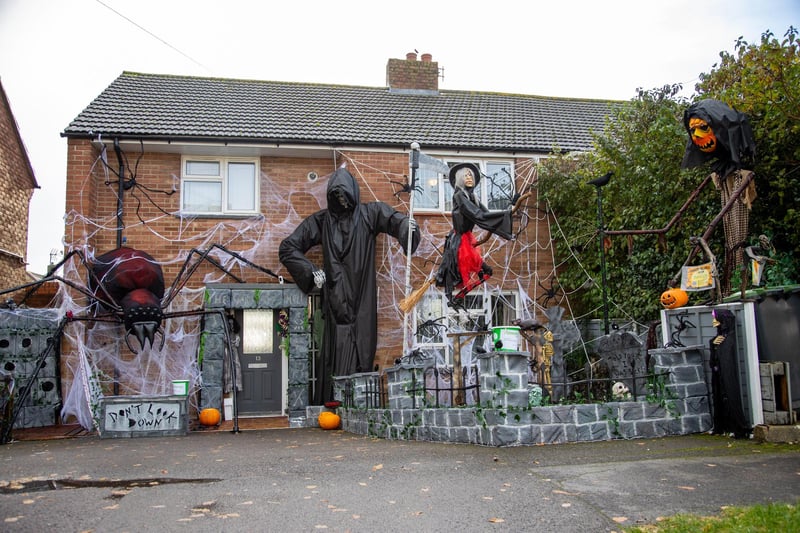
{"left": 595, "top": 331, "right": 647, "bottom": 397}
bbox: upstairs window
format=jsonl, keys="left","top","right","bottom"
{"left": 181, "top": 157, "right": 259, "bottom": 215}
{"left": 413, "top": 160, "right": 514, "bottom": 213}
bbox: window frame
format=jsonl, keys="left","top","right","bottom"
{"left": 180, "top": 156, "right": 260, "bottom": 215}
{"left": 413, "top": 288, "right": 519, "bottom": 365}
{"left": 413, "top": 159, "right": 515, "bottom": 213}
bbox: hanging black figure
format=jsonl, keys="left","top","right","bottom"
{"left": 709, "top": 308, "right": 750, "bottom": 438}
{"left": 279, "top": 166, "right": 420, "bottom": 403}
{"left": 435, "top": 163, "right": 514, "bottom": 307}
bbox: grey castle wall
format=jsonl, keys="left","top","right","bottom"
{"left": 201, "top": 283, "right": 310, "bottom": 425}
{"left": 320, "top": 346, "right": 712, "bottom": 446}
{"left": 0, "top": 309, "right": 62, "bottom": 429}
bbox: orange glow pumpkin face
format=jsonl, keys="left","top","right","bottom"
{"left": 688, "top": 117, "right": 717, "bottom": 153}
{"left": 660, "top": 288, "right": 689, "bottom": 309}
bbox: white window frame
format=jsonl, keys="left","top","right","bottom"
{"left": 413, "top": 288, "right": 519, "bottom": 365}
{"left": 180, "top": 156, "right": 260, "bottom": 215}
{"left": 413, "top": 160, "right": 515, "bottom": 213}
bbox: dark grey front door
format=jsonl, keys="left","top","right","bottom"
{"left": 236, "top": 309, "right": 282, "bottom": 415}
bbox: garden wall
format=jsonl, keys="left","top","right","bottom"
{"left": 323, "top": 347, "right": 712, "bottom": 447}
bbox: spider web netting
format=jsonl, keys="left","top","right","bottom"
{"left": 51, "top": 150, "right": 631, "bottom": 429}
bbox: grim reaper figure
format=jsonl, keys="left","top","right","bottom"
{"left": 279, "top": 167, "right": 420, "bottom": 403}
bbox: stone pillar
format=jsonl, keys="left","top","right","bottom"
{"left": 477, "top": 350, "right": 530, "bottom": 409}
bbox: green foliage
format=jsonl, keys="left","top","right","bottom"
{"left": 538, "top": 28, "right": 799, "bottom": 321}
{"left": 539, "top": 85, "right": 718, "bottom": 321}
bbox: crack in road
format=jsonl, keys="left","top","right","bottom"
{"left": 0, "top": 477, "right": 222, "bottom": 494}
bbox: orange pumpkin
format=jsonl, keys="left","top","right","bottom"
{"left": 198, "top": 407, "right": 221, "bottom": 426}
{"left": 318, "top": 411, "right": 341, "bottom": 430}
{"left": 660, "top": 288, "right": 689, "bottom": 309}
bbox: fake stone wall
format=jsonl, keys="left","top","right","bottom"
{"left": 330, "top": 347, "right": 712, "bottom": 446}
{"left": 200, "top": 283, "right": 310, "bottom": 424}
{"left": 0, "top": 309, "right": 62, "bottom": 429}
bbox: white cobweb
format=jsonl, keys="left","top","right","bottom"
{"left": 45, "top": 149, "right": 630, "bottom": 429}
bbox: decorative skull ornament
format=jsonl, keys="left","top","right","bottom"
{"left": 612, "top": 381, "right": 631, "bottom": 400}
{"left": 688, "top": 117, "right": 717, "bottom": 153}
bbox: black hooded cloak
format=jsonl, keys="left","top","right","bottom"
{"left": 681, "top": 99, "right": 756, "bottom": 177}
{"left": 279, "top": 168, "right": 420, "bottom": 403}
{"left": 709, "top": 308, "right": 750, "bottom": 438}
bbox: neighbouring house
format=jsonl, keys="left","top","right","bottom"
{"left": 54, "top": 53, "right": 619, "bottom": 429}
{"left": 0, "top": 78, "right": 39, "bottom": 288}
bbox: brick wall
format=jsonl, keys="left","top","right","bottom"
{"left": 0, "top": 88, "right": 36, "bottom": 286}
{"left": 63, "top": 142, "right": 552, "bottom": 374}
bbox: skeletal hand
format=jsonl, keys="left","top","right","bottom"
{"left": 313, "top": 269, "right": 326, "bottom": 288}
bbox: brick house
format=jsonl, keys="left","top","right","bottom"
{"left": 57, "top": 53, "right": 617, "bottom": 426}
{"left": 0, "top": 78, "right": 39, "bottom": 288}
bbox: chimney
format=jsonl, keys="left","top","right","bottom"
{"left": 386, "top": 52, "right": 439, "bottom": 93}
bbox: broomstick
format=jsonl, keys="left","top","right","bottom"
{"left": 399, "top": 275, "right": 436, "bottom": 314}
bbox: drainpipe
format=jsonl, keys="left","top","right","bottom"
{"left": 113, "top": 138, "right": 125, "bottom": 248}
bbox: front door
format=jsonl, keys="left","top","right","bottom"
{"left": 236, "top": 309, "right": 282, "bottom": 415}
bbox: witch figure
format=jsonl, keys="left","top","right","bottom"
{"left": 279, "top": 166, "right": 420, "bottom": 403}
{"left": 709, "top": 308, "right": 750, "bottom": 438}
{"left": 435, "top": 163, "right": 514, "bottom": 307}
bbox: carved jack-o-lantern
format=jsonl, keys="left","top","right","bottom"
{"left": 688, "top": 117, "right": 717, "bottom": 153}
{"left": 660, "top": 288, "right": 689, "bottom": 309}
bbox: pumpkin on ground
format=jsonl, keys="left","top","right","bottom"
{"left": 318, "top": 411, "right": 341, "bottom": 430}
{"left": 660, "top": 288, "right": 689, "bottom": 309}
{"left": 199, "top": 407, "right": 221, "bottom": 426}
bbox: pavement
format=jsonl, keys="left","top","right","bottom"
{"left": 0, "top": 428, "right": 798, "bottom": 532}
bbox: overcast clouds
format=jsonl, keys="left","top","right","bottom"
{"left": 0, "top": 0, "right": 797, "bottom": 273}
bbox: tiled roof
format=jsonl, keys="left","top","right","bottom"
{"left": 63, "top": 71, "right": 621, "bottom": 153}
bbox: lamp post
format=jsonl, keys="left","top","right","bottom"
{"left": 588, "top": 172, "right": 613, "bottom": 335}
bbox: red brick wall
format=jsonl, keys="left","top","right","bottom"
{"left": 63, "top": 142, "right": 552, "bottom": 369}
{"left": 0, "top": 92, "right": 35, "bottom": 286}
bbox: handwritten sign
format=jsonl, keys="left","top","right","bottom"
{"left": 99, "top": 396, "right": 188, "bottom": 438}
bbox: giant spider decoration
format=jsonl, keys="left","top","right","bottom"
{"left": 0, "top": 244, "right": 286, "bottom": 436}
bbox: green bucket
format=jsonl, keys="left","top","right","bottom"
{"left": 492, "top": 326, "right": 520, "bottom": 351}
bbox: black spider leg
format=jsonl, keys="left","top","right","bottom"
{"left": 416, "top": 316, "right": 447, "bottom": 338}
{"left": 163, "top": 244, "right": 283, "bottom": 308}
{"left": 0, "top": 315, "right": 69, "bottom": 444}
{"left": 0, "top": 250, "right": 120, "bottom": 313}
{"left": 390, "top": 174, "right": 419, "bottom": 198}
{"left": 666, "top": 312, "right": 695, "bottom": 348}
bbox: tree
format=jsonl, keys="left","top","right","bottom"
{"left": 537, "top": 27, "right": 799, "bottom": 323}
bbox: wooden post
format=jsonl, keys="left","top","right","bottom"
{"left": 447, "top": 331, "right": 488, "bottom": 406}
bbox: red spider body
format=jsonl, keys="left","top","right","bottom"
{"left": 91, "top": 247, "right": 166, "bottom": 349}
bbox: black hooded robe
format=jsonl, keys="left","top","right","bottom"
{"left": 709, "top": 308, "right": 750, "bottom": 438}
{"left": 436, "top": 186, "right": 513, "bottom": 304}
{"left": 279, "top": 168, "right": 420, "bottom": 403}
